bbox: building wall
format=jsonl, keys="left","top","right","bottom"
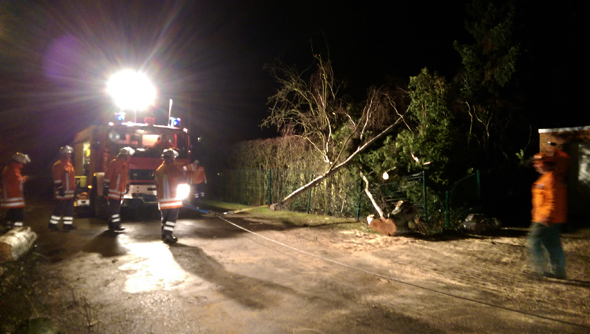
{"left": 539, "top": 126, "right": 590, "bottom": 226}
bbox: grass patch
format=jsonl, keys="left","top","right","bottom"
{"left": 200, "top": 200, "right": 361, "bottom": 228}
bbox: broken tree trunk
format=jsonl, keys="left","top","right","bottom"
{"left": 360, "top": 172, "right": 384, "bottom": 219}
{"left": 0, "top": 226, "right": 38, "bottom": 262}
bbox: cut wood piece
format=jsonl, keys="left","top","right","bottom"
{"left": 0, "top": 226, "right": 38, "bottom": 262}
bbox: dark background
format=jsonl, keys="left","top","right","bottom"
{"left": 1, "top": 0, "right": 589, "bottom": 179}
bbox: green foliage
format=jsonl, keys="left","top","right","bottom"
{"left": 452, "top": 0, "right": 529, "bottom": 167}
{"left": 362, "top": 69, "right": 457, "bottom": 193}
{"left": 398, "top": 69, "right": 456, "bottom": 187}
{"left": 454, "top": 0, "right": 519, "bottom": 100}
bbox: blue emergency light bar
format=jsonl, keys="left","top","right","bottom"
{"left": 168, "top": 117, "right": 181, "bottom": 127}
{"left": 115, "top": 112, "right": 126, "bottom": 122}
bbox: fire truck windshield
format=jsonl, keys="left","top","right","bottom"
{"left": 110, "top": 128, "right": 188, "bottom": 159}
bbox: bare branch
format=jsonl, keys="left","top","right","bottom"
{"left": 360, "top": 172, "right": 384, "bottom": 218}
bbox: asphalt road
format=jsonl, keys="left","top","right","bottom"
{"left": 11, "top": 201, "right": 590, "bottom": 333}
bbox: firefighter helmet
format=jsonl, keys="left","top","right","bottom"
{"left": 118, "top": 147, "right": 136, "bottom": 157}
{"left": 59, "top": 145, "right": 74, "bottom": 155}
{"left": 11, "top": 152, "right": 31, "bottom": 164}
{"left": 162, "top": 149, "right": 178, "bottom": 159}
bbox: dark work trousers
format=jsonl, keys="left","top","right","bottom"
{"left": 108, "top": 198, "right": 123, "bottom": 229}
{"left": 160, "top": 208, "right": 179, "bottom": 236}
{"left": 190, "top": 183, "right": 205, "bottom": 205}
{"left": 49, "top": 199, "right": 74, "bottom": 227}
{"left": 5, "top": 208, "right": 24, "bottom": 227}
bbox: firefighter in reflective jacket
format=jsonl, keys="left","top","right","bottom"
{"left": 49, "top": 146, "right": 77, "bottom": 231}
{"left": 155, "top": 149, "right": 185, "bottom": 243}
{"left": 1, "top": 153, "right": 31, "bottom": 229}
{"left": 183, "top": 159, "right": 207, "bottom": 203}
{"left": 103, "top": 147, "right": 135, "bottom": 232}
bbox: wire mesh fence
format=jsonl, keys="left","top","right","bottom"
{"left": 210, "top": 167, "right": 534, "bottom": 232}
{"left": 212, "top": 168, "right": 430, "bottom": 220}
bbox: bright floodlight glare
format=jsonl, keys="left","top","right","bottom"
{"left": 106, "top": 70, "right": 156, "bottom": 111}
{"left": 177, "top": 184, "right": 190, "bottom": 200}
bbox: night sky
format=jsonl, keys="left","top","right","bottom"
{"left": 1, "top": 0, "right": 589, "bottom": 170}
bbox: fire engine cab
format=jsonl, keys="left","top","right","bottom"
{"left": 71, "top": 116, "right": 190, "bottom": 218}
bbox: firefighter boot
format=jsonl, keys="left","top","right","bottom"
{"left": 161, "top": 228, "right": 178, "bottom": 244}
{"left": 162, "top": 234, "right": 178, "bottom": 244}
{"left": 48, "top": 223, "right": 59, "bottom": 231}
{"left": 108, "top": 222, "right": 126, "bottom": 233}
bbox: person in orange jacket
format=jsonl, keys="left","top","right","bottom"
{"left": 49, "top": 146, "right": 77, "bottom": 231}
{"left": 527, "top": 153, "right": 567, "bottom": 279}
{"left": 155, "top": 149, "right": 186, "bottom": 243}
{"left": 183, "top": 159, "right": 207, "bottom": 204}
{"left": 104, "top": 147, "right": 135, "bottom": 233}
{"left": 1, "top": 153, "right": 31, "bottom": 229}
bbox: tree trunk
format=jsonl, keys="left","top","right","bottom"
{"left": 0, "top": 226, "right": 38, "bottom": 262}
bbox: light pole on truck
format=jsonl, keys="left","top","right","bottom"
{"left": 106, "top": 70, "right": 157, "bottom": 122}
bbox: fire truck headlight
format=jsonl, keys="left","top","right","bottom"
{"left": 177, "top": 184, "right": 190, "bottom": 200}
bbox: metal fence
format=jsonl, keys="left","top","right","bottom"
{"left": 445, "top": 170, "right": 483, "bottom": 228}
{"left": 211, "top": 168, "right": 428, "bottom": 220}
{"left": 211, "top": 167, "right": 531, "bottom": 231}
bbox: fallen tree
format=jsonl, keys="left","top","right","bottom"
{"left": 263, "top": 54, "right": 408, "bottom": 211}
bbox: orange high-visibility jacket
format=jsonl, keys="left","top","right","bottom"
{"left": 52, "top": 158, "right": 75, "bottom": 200}
{"left": 104, "top": 157, "right": 129, "bottom": 200}
{"left": 185, "top": 163, "right": 206, "bottom": 184}
{"left": 155, "top": 161, "right": 185, "bottom": 210}
{"left": 1, "top": 163, "right": 25, "bottom": 209}
{"left": 532, "top": 171, "right": 567, "bottom": 224}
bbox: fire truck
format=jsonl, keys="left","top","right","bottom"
{"left": 71, "top": 116, "right": 191, "bottom": 218}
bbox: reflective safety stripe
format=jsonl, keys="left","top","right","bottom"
{"left": 111, "top": 214, "right": 120, "bottom": 223}
{"left": 158, "top": 198, "right": 182, "bottom": 210}
{"left": 14, "top": 222, "right": 23, "bottom": 227}
{"left": 63, "top": 217, "right": 73, "bottom": 225}
{"left": 0, "top": 197, "right": 25, "bottom": 208}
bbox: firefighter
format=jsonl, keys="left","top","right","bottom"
{"left": 155, "top": 149, "right": 185, "bottom": 243}
{"left": 49, "top": 145, "right": 77, "bottom": 231}
{"left": 183, "top": 159, "right": 207, "bottom": 204}
{"left": 103, "top": 147, "right": 135, "bottom": 233}
{"left": 527, "top": 153, "right": 567, "bottom": 279}
{"left": 1, "top": 153, "right": 31, "bottom": 229}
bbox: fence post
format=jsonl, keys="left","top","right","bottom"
{"left": 422, "top": 170, "right": 428, "bottom": 220}
{"left": 267, "top": 169, "right": 272, "bottom": 205}
{"left": 476, "top": 169, "right": 481, "bottom": 206}
{"left": 445, "top": 191, "right": 450, "bottom": 228}
{"left": 238, "top": 169, "right": 241, "bottom": 205}
{"left": 307, "top": 170, "right": 313, "bottom": 214}
{"left": 356, "top": 178, "right": 363, "bottom": 221}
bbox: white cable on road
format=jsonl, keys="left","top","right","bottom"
{"left": 215, "top": 214, "right": 589, "bottom": 330}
